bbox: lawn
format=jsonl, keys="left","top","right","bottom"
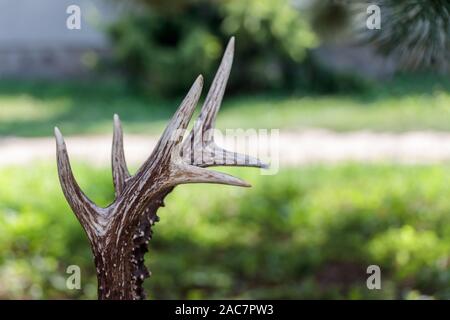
{"left": 0, "top": 73, "right": 449, "bottom": 137}
{"left": 1, "top": 72, "right": 449, "bottom": 300}
{"left": 1, "top": 163, "right": 449, "bottom": 299}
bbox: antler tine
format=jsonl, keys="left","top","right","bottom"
{"left": 182, "top": 37, "right": 268, "bottom": 169}
{"left": 55, "top": 38, "right": 263, "bottom": 300}
{"left": 55, "top": 127, "right": 104, "bottom": 240}
{"left": 197, "top": 147, "right": 269, "bottom": 169}
{"left": 135, "top": 75, "right": 203, "bottom": 176}
{"left": 168, "top": 162, "right": 251, "bottom": 188}
{"left": 196, "top": 36, "right": 235, "bottom": 139}
{"left": 112, "top": 114, "right": 130, "bottom": 197}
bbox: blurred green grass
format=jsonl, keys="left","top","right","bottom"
{"left": 1, "top": 163, "right": 449, "bottom": 299}
{"left": 0, "top": 73, "right": 449, "bottom": 137}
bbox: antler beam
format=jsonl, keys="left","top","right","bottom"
{"left": 55, "top": 37, "right": 267, "bottom": 300}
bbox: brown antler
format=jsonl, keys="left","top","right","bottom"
{"left": 55, "top": 37, "right": 267, "bottom": 300}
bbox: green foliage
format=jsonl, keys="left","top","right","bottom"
{"left": 369, "top": 226, "right": 447, "bottom": 279}
{"left": 108, "top": 0, "right": 318, "bottom": 95}
{"left": 1, "top": 164, "right": 450, "bottom": 299}
{"left": 309, "top": 0, "right": 353, "bottom": 40}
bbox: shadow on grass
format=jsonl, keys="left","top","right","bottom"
{"left": 354, "top": 72, "right": 450, "bottom": 104}
{"left": 0, "top": 73, "right": 449, "bottom": 137}
{"left": 0, "top": 79, "right": 178, "bottom": 137}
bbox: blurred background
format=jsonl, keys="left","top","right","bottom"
{"left": 0, "top": 0, "right": 449, "bottom": 299}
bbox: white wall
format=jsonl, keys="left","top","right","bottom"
{"left": 0, "top": 0, "right": 122, "bottom": 77}
{"left": 0, "top": 0, "right": 117, "bottom": 49}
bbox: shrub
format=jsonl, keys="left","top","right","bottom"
{"left": 108, "top": 0, "right": 318, "bottom": 96}
{"left": 1, "top": 164, "right": 450, "bottom": 299}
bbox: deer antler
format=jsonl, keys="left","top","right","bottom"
{"left": 55, "top": 37, "right": 267, "bottom": 300}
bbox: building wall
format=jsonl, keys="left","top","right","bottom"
{"left": 313, "top": 44, "right": 397, "bottom": 80}
{"left": 0, "top": 0, "right": 118, "bottom": 78}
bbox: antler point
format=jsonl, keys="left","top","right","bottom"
{"left": 113, "top": 114, "right": 122, "bottom": 129}
{"left": 54, "top": 127, "right": 64, "bottom": 146}
{"left": 226, "top": 37, "right": 235, "bottom": 55}
{"left": 196, "top": 74, "right": 204, "bottom": 86}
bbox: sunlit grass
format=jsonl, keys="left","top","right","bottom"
{"left": 219, "top": 90, "right": 450, "bottom": 132}
{"left": 0, "top": 73, "right": 449, "bottom": 137}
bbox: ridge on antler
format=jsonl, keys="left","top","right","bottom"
{"left": 55, "top": 37, "right": 267, "bottom": 300}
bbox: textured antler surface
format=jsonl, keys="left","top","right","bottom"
{"left": 55, "top": 37, "right": 266, "bottom": 300}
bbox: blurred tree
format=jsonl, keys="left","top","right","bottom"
{"left": 108, "top": 0, "right": 318, "bottom": 96}
{"left": 312, "top": 0, "right": 450, "bottom": 72}
{"left": 361, "top": 0, "right": 450, "bottom": 72}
